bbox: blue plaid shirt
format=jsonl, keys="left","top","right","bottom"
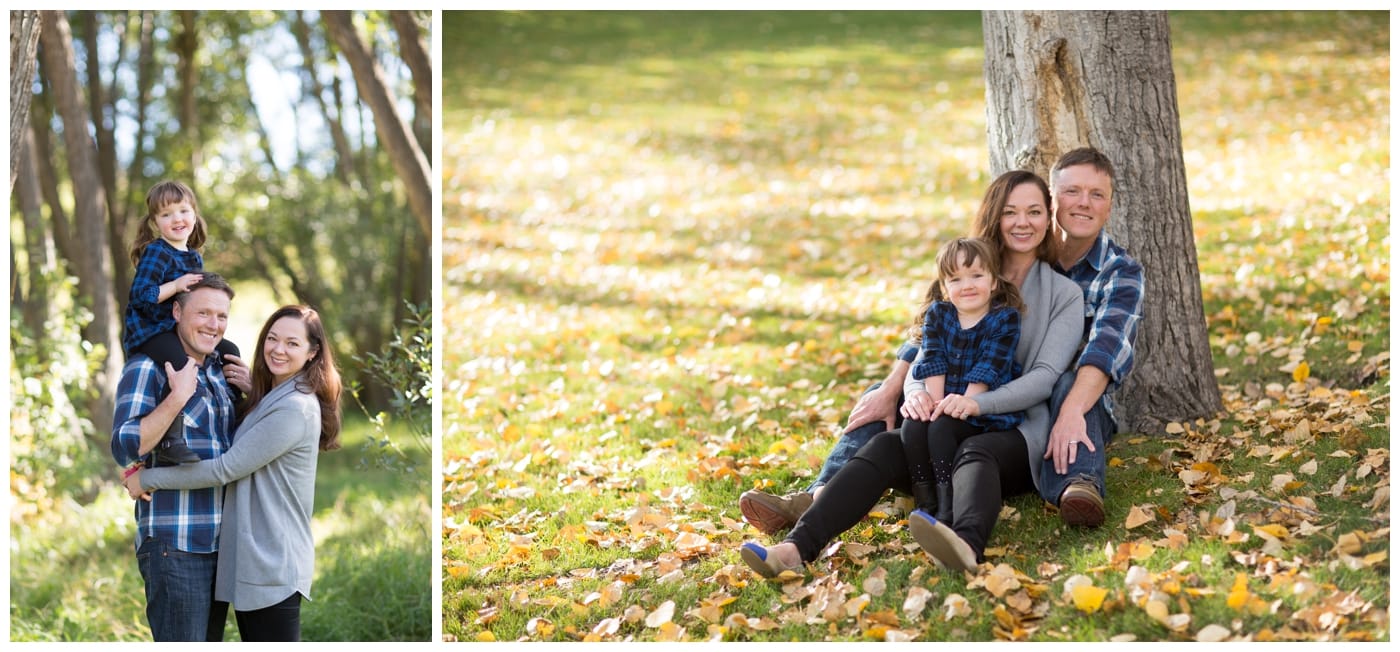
{"left": 111, "top": 353, "right": 233, "bottom": 553}
{"left": 123, "top": 239, "right": 204, "bottom": 356}
{"left": 1057, "top": 231, "right": 1144, "bottom": 393}
{"left": 911, "top": 302, "right": 1023, "bottom": 431}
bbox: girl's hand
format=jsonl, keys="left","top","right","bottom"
{"left": 901, "top": 390, "right": 937, "bottom": 421}
{"left": 123, "top": 468, "right": 152, "bottom": 501}
{"left": 175, "top": 273, "right": 204, "bottom": 292}
{"left": 939, "top": 394, "right": 981, "bottom": 420}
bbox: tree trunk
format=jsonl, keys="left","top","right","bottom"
{"left": 80, "top": 12, "right": 132, "bottom": 304}
{"left": 125, "top": 9, "right": 156, "bottom": 259}
{"left": 293, "top": 11, "right": 356, "bottom": 185}
{"left": 176, "top": 10, "right": 201, "bottom": 171}
{"left": 981, "top": 10, "right": 1221, "bottom": 434}
{"left": 17, "top": 125, "right": 53, "bottom": 341}
{"left": 39, "top": 9, "right": 121, "bottom": 436}
{"left": 389, "top": 10, "right": 432, "bottom": 152}
{"left": 323, "top": 10, "right": 432, "bottom": 240}
{"left": 30, "top": 88, "right": 77, "bottom": 268}
{"left": 10, "top": 10, "right": 42, "bottom": 191}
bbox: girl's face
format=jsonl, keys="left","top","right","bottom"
{"left": 942, "top": 257, "right": 996, "bottom": 317}
{"left": 154, "top": 200, "right": 198, "bottom": 248}
{"left": 999, "top": 182, "right": 1050, "bottom": 256}
{"left": 263, "top": 316, "right": 316, "bottom": 386}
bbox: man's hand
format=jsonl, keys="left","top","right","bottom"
{"left": 166, "top": 358, "right": 199, "bottom": 404}
{"left": 843, "top": 385, "right": 899, "bottom": 434}
{"left": 123, "top": 468, "right": 152, "bottom": 502}
{"left": 938, "top": 394, "right": 980, "bottom": 421}
{"left": 222, "top": 354, "right": 252, "bottom": 394}
{"left": 1044, "top": 409, "right": 1094, "bottom": 475}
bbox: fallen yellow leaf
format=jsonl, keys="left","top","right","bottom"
{"left": 1292, "top": 362, "right": 1310, "bottom": 383}
{"left": 1071, "top": 584, "right": 1109, "bottom": 613}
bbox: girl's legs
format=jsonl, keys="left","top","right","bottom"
{"left": 899, "top": 418, "right": 938, "bottom": 512}
{"left": 135, "top": 330, "right": 200, "bottom": 465}
{"left": 785, "top": 430, "right": 910, "bottom": 563}
{"left": 137, "top": 330, "right": 193, "bottom": 370}
{"left": 234, "top": 592, "right": 302, "bottom": 642}
{"left": 948, "top": 429, "right": 1034, "bottom": 561}
{"left": 923, "top": 416, "right": 985, "bottom": 522}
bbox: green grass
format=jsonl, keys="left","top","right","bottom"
{"left": 9, "top": 417, "right": 432, "bottom": 641}
{"left": 442, "top": 9, "right": 1388, "bottom": 642}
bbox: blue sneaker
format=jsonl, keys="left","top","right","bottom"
{"left": 908, "top": 509, "right": 978, "bottom": 573}
{"left": 738, "top": 542, "right": 802, "bottom": 579}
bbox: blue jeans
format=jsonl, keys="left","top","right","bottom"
{"left": 1038, "top": 370, "right": 1116, "bottom": 505}
{"left": 807, "top": 383, "right": 905, "bottom": 493}
{"left": 136, "top": 537, "right": 226, "bottom": 641}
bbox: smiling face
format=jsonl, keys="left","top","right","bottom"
{"left": 1052, "top": 163, "right": 1113, "bottom": 244}
{"left": 999, "top": 181, "right": 1051, "bottom": 257}
{"left": 941, "top": 256, "right": 995, "bottom": 319}
{"left": 154, "top": 200, "right": 198, "bottom": 249}
{"left": 263, "top": 316, "right": 316, "bottom": 386}
{"left": 171, "top": 287, "right": 230, "bottom": 360}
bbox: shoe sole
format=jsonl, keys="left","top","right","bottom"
{"left": 739, "top": 543, "right": 781, "bottom": 579}
{"left": 908, "top": 511, "right": 977, "bottom": 573}
{"left": 739, "top": 496, "right": 797, "bottom": 535}
{"left": 1058, "top": 493, "right": 1105, "bottom": 527}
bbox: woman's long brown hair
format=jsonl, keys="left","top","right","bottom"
{"left": 242, "top": 305, "right": 343, "bottom": 451}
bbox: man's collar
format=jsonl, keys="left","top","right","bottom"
{"left": 1064, "top": 230, "right": 1111, "bottom": 272}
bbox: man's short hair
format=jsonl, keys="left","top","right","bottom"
{"left": 175, "top": 272, "right": 235, "bottom": 307}
{"left": 1051, "top": 147, "right": 1116, "bottom": 186}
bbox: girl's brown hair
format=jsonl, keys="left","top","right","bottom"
{"left": 968, "top": 169, "right": 1056, "bottom": 264}
{"left": 243, "top": 305, "right": 343, "bottom": 452}
{"left": 128, "top": 180, "right": 208, "bottom": 265}
{"left": 908, "top": 238, "right": 1024, "bottom": 343}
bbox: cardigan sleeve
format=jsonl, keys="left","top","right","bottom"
{"left": 141, "top": 392, "right": 317, "bottom": 491}
{"left": 973, "top": 271, "right": 1083, "bottom": 416}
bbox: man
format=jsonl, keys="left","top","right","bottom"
{"left": 111, "top": 273, "right": 251, "bottom": 641}
{"left": 739, "top": 146, "right": 1143, "bottom": 532}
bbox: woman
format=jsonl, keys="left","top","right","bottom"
{"left": 740, "top": 170, "right": 1084, "bottom": 576}
{"left": 126, "top": 305, "right": 342, "bottom": 641}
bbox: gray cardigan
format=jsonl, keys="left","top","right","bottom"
{"left": 906, "top": 261, "right": 1083, "bottom": 491}
{"left": 142, "top": 373, "right": 321, "bottom": 611}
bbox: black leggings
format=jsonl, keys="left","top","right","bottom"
{"left": 786, "top": 428, "right": 1034, "bottom": 563}
{"left": 901, "top": 415, "right": 985, "bottom": 485}
{"left": 136, "top": 330, "right": 241, "bottom": 370}
{"left": 234, "top": 592, "right": 302, "bottom": 642}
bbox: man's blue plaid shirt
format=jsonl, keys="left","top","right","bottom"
{"left": 123, "top": 239, "right": 204, "bottom": 356}
{"left": 1057, "top": 230, "right": 1144, "bottom": 393}
{"left": 111, "top": 353, "right": 233, "bottom": 552}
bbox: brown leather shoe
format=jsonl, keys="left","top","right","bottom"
{"left": 1058, "top": 480, "right": 1105, "bottom": 527}
{"left": 739, "top": 489, "right": 813, "bottom": 535}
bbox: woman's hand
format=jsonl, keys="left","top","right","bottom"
{"left": 123, "top": 468, "right": 152, "bottom": 502}
{"left": 938, "top": 394, "right": 981, "bottom": 420}
{"left": 901, "top": 389, "right": 938, "bottom": 421}
{"left": 222, "top": 355, "right": 252, "bottom": 394}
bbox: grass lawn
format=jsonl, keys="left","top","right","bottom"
{"left": 8, "top": 417, "right": 432, "bottom": 641}
{"left": 442, "top": 10, "right": 1389, "bottom": 642}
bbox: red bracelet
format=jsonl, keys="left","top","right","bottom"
{"left": 123, "top": 465, "right": 141, "bottom": 479}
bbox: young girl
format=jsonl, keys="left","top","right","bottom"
{"left": 123, "top": 180, "right": 241, "bottom": 466}
{"left": 900, "top": 237, "right": 1023, "bottom": 524}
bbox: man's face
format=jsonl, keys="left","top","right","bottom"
{"left": 1053, "top": 164, "right": 1113, "bottom": 243}
{"left": 171, "top": 287, "right": 230, "bottom": 360}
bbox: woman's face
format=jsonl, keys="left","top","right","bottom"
{"left": 999, "top": 182, "right": 1050, "bottom": 256}
{"left": 263, "top": 316, "right": 316, "bottom": 386}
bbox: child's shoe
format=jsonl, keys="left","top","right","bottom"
{"left": 934, "top": 482, "right": 954, "bottom": 524}
{"left": 152, "top": 421, "right": 199, "bottom": 466}
{"left": 738, "top": 542, "right": 802, "bottom": 579}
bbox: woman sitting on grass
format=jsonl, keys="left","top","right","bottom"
{"left": 127, "top": 305, "right": 342, "bottom": 641}
{"left": 739, "top": 170, "right": 1083, "bottom": 576}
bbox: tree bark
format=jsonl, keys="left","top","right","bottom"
{"left": 981, "top": 10, "right": 1221, "bottom": 434}
{"left": 389, "top": 10, "right": 432, "bottom": 152}
{"left": 293, "top": 11, "right": 357, "bottom": 185}
{"left": 39, "top": 9, "right": 121, "bottom": 436}
{"left": 30, "top": 87, "right": 77, "bottom": 268}
{"left": 176, "top": 10, "right": 201, "bottom": 171}
{"left": 323, "top": 10, "right": 432, "bottom": 240}
{"left": 10, "top": 10, "right": 42, "bottom": 191}
{"left": 80, "top": 12, "right": 132, "bottom": 303}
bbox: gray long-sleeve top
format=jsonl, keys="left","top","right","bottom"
{"left": 142, "top": 372, "right": 321, "bottom": 611}
{"left": 906, "top": 260, "right": 1084, "bottom": 491}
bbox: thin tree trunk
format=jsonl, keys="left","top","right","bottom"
{"left": 10, "top": 10, "right": 42, "bottom": 191}
{"left": 30, "top": 87, "right": 77, "bottom": 268}
{"left": 80, "top": 12, "right": 132, "bottom": 303}
{"left": 176, "top": 10, "right": 201, "bottom": 171}
{"left": 125, "top": 9, "right": 155, "bottom": 260}
{"left": 293, "top": 11, "right": 356, "bottom": 185}
{"left": 389, "top": 10, "right": 432, "bottom": 152}
{"left": 40, "top": 9, "right": 121, "bottom": 436}
{"left": 323, "top": 10, "right": 432, "bottom": 240}
{"left": 17, "top": 125, "right": 52, "bottom": 341}
{"left": 981, "top": 10, "right": 1221, "bottom": 434}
